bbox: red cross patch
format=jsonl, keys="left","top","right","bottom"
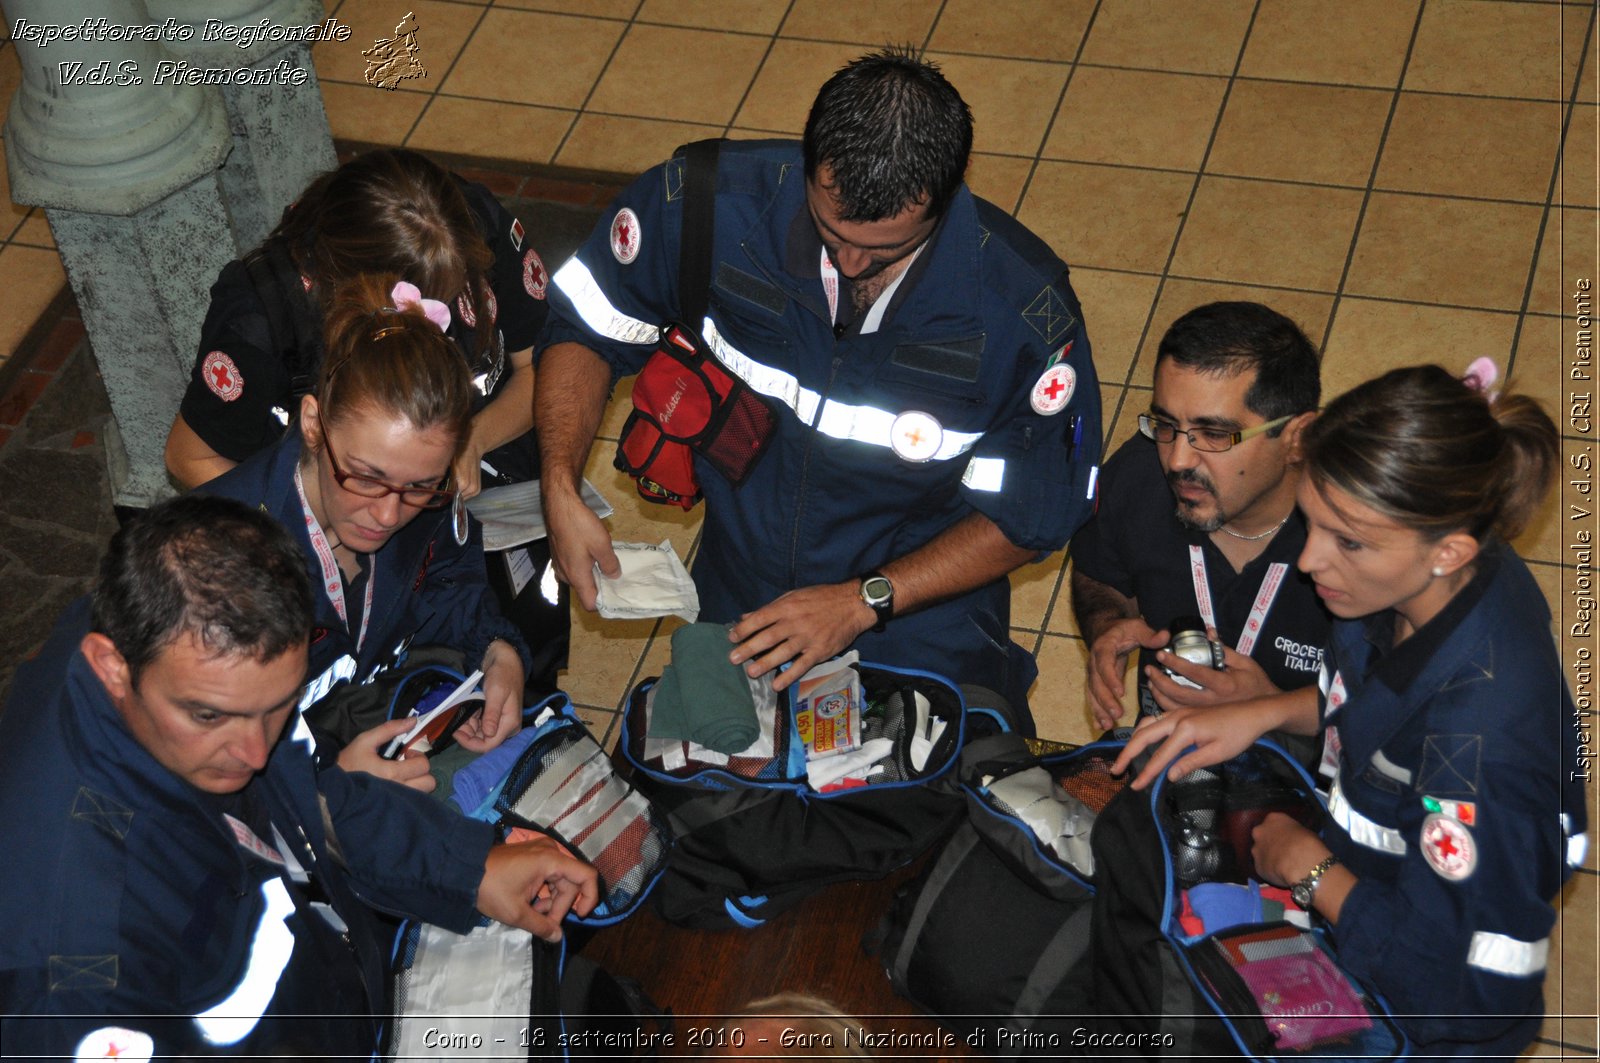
{"left": 611, "top": 207, "right": 641, "bottom": 265}
{"left": 1031, "top": 363, "right": 1075, "bottom": 416}
{"left": 201, "top": 351, "right": 243, "bottom": 402}
{"left": 523, "top": 248, "right": 547, "bottom": 299}
{"left": 457, "top": 291, "right": 477, "bottom": 328}
{"left": 1421, "top": 812, "right": 1476, "bottom": 881}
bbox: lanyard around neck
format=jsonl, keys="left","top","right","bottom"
{"left": 1188, "top": 544, "right": 1287, "bottom": 658}
{"left": 818, "top": 243, "right": 925, "bottom": 335}
{"left": 294, "top": 463, "right": 375, "bottom": 652}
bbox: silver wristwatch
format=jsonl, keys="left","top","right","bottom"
{"left": 1291, "top": 855, "right": 1338, "bottom": 909}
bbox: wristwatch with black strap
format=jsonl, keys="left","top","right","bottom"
{"left": 1291, "top": 854, "right": 1339, "bottom": 909}
{"left": 858, "top": 571, "right": 894, "bottom": 633}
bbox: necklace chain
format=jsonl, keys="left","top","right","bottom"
{"left": 1218, "top": 511, "right": 1291, "bottom": 542}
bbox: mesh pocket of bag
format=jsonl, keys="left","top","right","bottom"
{"left": 499, "top": 728, "right": 671, "bottom": 920}
{"left": 699, "top": 386, "right": 776, "bottom": 486}
{"left": 1054, "top": 751, "right": 1128, "bottom": 813}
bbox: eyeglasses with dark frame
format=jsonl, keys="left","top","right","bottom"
{"left": 1137, "top": 412, "right": 1295, "bottom": 453}
{"left": 322, "top": 431, "right": 456, "bottom": 509}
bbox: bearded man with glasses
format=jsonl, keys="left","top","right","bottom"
{"left": 1069, "top": 302, "right": 1327, "bottom": 765}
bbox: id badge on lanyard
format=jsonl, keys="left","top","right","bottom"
{"left": 294, "top": 465, "right": 376, "bottom": 651}
{"left": 1187, "top": 545, "right": 1287, "bottom": 657}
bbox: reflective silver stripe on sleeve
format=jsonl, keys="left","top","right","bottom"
{"left": 551, "top": 258, "right": 659, "bottom": 345}
{"left": 961, "top": 456, "right": 1006, "bottom": 492}
{"left": 1563, "top": 813, "right": 1589, "bottom": 868}
{"left": 1086, "top": 464, "right": 1099, "bottom": 500}
{"left": 1370, "top": 748, "right": 1414, "bottom": 786}
{"left": 297, "top": 654, "right": 357, "bottom": 713}
{"left": 701, "top": 317, "right": 984, "bottom": 460}
{"left": 1467, "top": 931, "right": 1548, "bottom": 977}
{"left": 1327, "top": 775, "right": 1408, "bottom": 855}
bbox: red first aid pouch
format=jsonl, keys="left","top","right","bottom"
{"left": 614, "top": 321, "right": 776, "bottom": 509}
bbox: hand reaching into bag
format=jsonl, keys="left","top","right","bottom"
{"left": 477, "top": 835, "right": 599, "bottom": 942}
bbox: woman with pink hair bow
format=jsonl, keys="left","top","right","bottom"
{"left": 201, "top": 275, "right": 530, "bottom": 791}
{"left": 165, "top": 148, "right": 569, "bottom": 695}
{"left": 1114, "top": 362, "right": 1586, "bottom": 1058}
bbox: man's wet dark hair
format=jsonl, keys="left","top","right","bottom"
{"left": 1155, "top": 301, "right": 1321, "bottom": 427}
{"left": 803, "top": 45, "right": 973, "bottom": 222}
{"left": 92, "top": 496, "right": 313, "bottom": 684}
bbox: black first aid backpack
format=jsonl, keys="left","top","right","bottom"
{"left": 617, "top": 665, "right": 1014, "bottom": 929}
{"left": 388, "top": 693, "right": 673, "bottom": 1059}
{"left": 1088, "top": 740, "right": 1410, "bottom": 1062}
{"left": 871, "top": 738, "right": 1127, "bottom": 1054}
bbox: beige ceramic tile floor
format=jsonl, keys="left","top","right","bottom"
{"left": 2, "top": 1, "right": 1597, "bottom": 1050}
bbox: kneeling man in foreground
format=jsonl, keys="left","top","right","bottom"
{"left": 0, "top": 496, "right": 596, "bottom": 1059}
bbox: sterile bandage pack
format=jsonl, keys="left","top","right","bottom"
{"left": 594, "top": 540, "right": 699, "bottom": 622}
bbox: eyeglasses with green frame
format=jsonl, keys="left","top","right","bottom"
{"left": 322, "top": 430, "right": 456, "bottom": 509}
{"left": 1137, "top": 412, "right": 1295, "bottom": 453}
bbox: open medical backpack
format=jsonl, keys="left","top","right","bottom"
{"left": 870, "top": 736, "right": 1118, "bottom": 1052}
{"left": 875, "top": 738, "right": 1411, "bottom": 1061}
{"left": 616, "top": 665, "right": 1016, "bottom": 929}
{"left": 374, "top": 671, "right": 672, "bottom": 1059}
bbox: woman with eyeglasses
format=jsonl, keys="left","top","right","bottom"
{"left": 201, "top": 275, "right": 528, "bottom": 792}
{"left": 164, "top": 148, "right": 568, "bottom": 696}
{"left": 1114, "top": 363, "right": 1586, "bottom": 1057}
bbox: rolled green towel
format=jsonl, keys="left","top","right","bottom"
{"left": 648, "top": 662, "right": 689, "bottom": 741}
{"left": 648, "top": 623, "right": 760, "bottom": 754}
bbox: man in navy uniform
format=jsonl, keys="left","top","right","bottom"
{"left": 0, "top": 496, "right": 596, "bottom": 1059}
{"left": 536, "top": 48, "right": 1101, "bottom": 728}
{"left": 1071, "top": 302, "right": 1328, "bottom": 761}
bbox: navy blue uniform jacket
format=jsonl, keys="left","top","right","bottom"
{"left": 0, "top": 599, "right": 497, "bottom": 1058}
{"left": 543, "top": 140, "right": 1102, "bottom": 715}
{"left": 202, "top": 432, "right": 530, "bottom": 741}
{"left": 1320, "top": 548, "right": 1587, "bottom": 1057}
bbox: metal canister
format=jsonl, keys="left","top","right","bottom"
{"left": 1169, "top": 628, "right": 1219, "bottom": 669}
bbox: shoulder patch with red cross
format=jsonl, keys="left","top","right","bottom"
{"left": 202, "top": 351, "right": 244, "bottom": 402}
{"left": 1420, "top": 812, "right": 1477, "bottom": 881}
{"left": 611, "top": 208, "right": 641, "bottom": 264}
{"left": 523, "top": 248, "right": 547, "bottom": 299}
{"left": 1030, "top": 342, "right": 1076, "bottom": 415}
